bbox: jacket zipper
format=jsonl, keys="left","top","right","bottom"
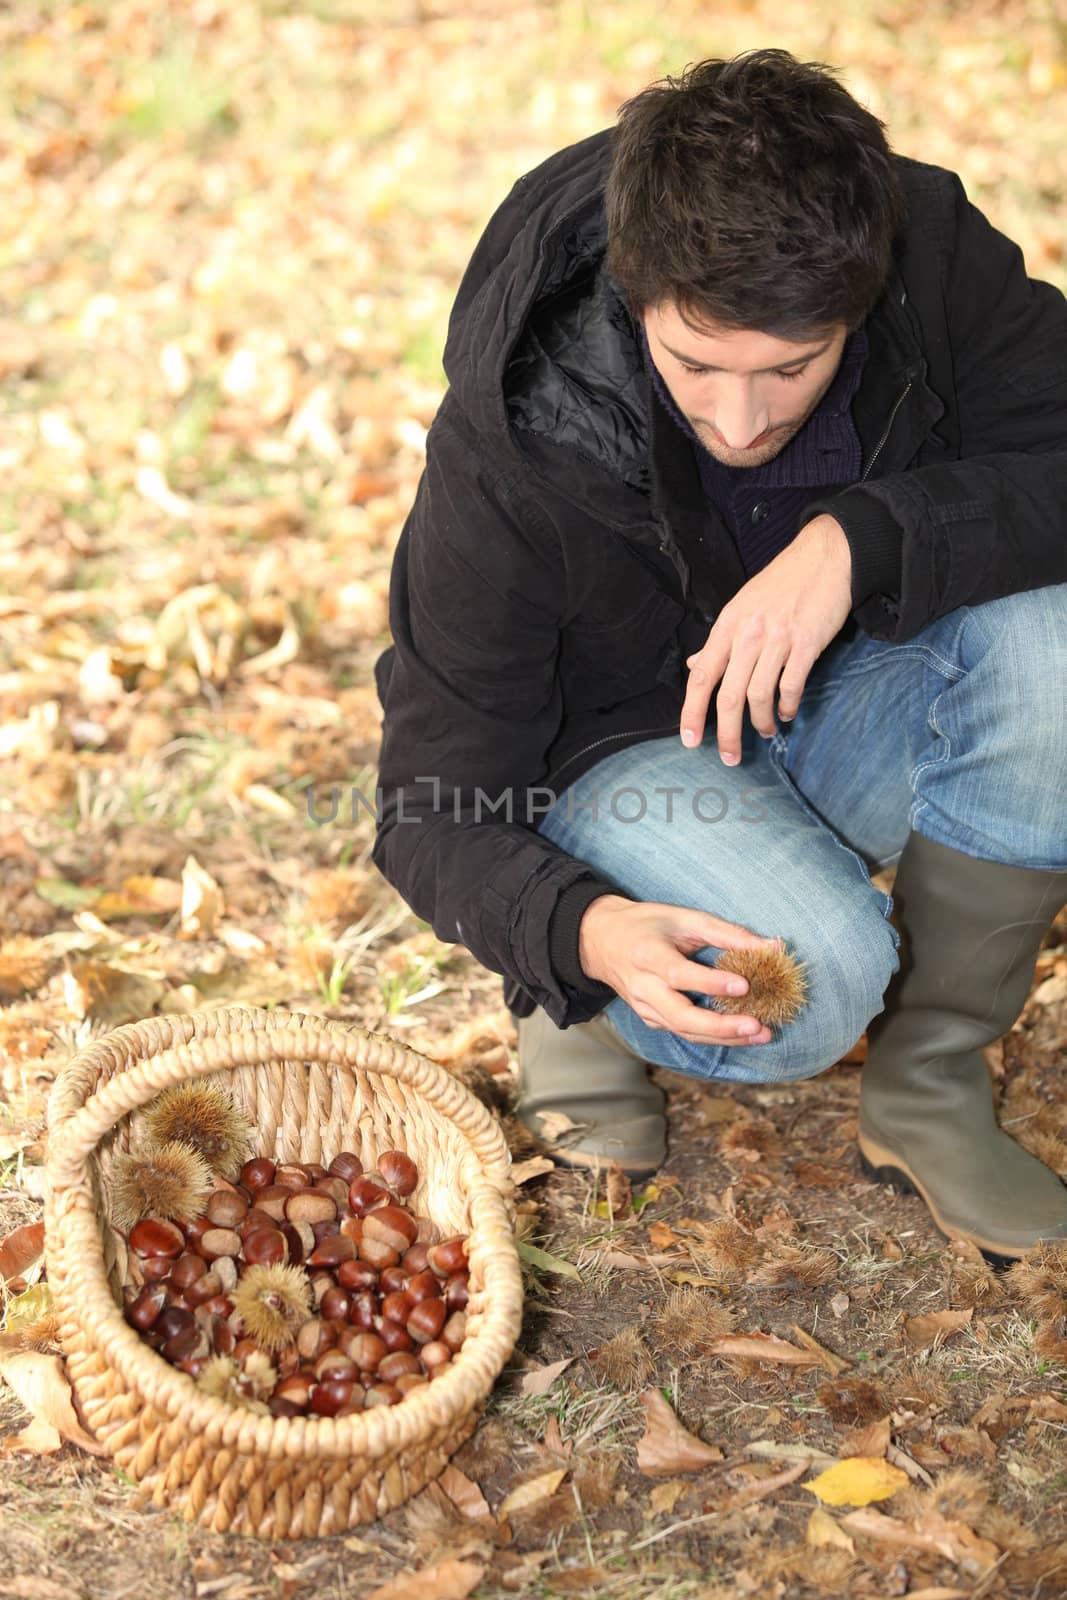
{"left": 544, "top": 722, "right": 679, "bottom": 794}
{"left": 546, "top": 369, "right": 918, "bottom": 798}
{"left": 860, "top": 375, "right": 914, "bottom": 482}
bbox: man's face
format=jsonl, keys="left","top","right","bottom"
{"left": 642, "top": 301, "right": 850, "bottom": 468}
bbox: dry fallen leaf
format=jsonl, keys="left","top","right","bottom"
{"left": 636, "top": 1389, "right": 724, "bottom": 1476}
{"left": 0, "top": 1221, "right": 45, "bottom": 1288}
{"left": 790, "top": 1324, "right": 850, "bottom": 1376}
{"left": 902, "top": 1307, "right": 973, "bottom": 1351}
{"left": 806, "top": 1506, "right": 855, "bottom": 1551}
{"left": 840, "top": 1415, "right": 891, "bottom": 1459}
{"left": 716, "top": 1457, "right": 811, "bottom": 1510}
{"left": 0, "top": 1351, "right": 103, "bottom": 1454}
{"left": 519, "top": 1357, "right": 573, "bottom": 1398}
{"left": 648, "top": 1479, "right": 686, "bottom": 1516}
{"left": 438, "top": 1465, "right": 491, "bottom": 1522}
{"left": 498, "top": 1469, "right": 567, "bottom": 1518}
{"left": 180, "top": 854, "right": 224, "bottom": 938}
{"left": 648, "top": 1221, "right": 679, "bottom": 1249}
{"left": 839, "top": 1507, "right": 999, "bottom": 1571}
{"left": 710, "top": 1332, "right": 822, "bottom": 1368}
{"left": 804, "top": 1456, "right": 909, "bottom": 1507}
{"left": 362, "top": 1558, "right": 485, "bottom": 1600}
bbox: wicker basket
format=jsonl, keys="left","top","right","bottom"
{"left": 44, "top": 1004, "right": 524, "bottom": 1538}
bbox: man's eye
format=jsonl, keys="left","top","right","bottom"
{"left": 776, "top": 367, "right": 807, "bottom": 382}
{"left": 679, "top": 362, "right": 707, "bottom": 376}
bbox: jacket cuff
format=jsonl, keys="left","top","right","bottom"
{"left": 805, "top": 490, "right": 904, "bottom": 607}
{"left": 547, "top": 879, "right": 624, "bottom": 1004}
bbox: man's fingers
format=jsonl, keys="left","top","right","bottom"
{"left": 745, "top": 634, "right": 792, "bottom": 738}
{"left": 776, "top": 648, "right": 817, "bottom": 722}
{"left": 680, "top": 639, "right": 729, "bottom": 749}
{"left": 713, "top": 616, "right": 766, "bottom": 765}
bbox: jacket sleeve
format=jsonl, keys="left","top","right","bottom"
{"left": 812, "top": 174, "right": 1067, "bottom": 642}
{"left": 371, "top": 415, "right": 618, "bottom": 1028}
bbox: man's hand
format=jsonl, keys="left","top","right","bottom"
{"left": 681, "top": 513, "right": 853, "bottom": 764}
{"left": 579, "top": 894, "right": 777, "bottom": 1046}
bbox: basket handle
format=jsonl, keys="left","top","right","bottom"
{"left": 47, "top": 1006, "right": 514, "bottom": 1196}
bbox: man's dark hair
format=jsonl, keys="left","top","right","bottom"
{"left": 605, "top": 50, "right": 906, "bottom": 338}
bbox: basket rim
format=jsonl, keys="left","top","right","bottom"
{"left": 45, "top": 1005, "right": 525, "bottom": 1463}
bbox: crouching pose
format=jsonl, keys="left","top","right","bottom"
{"left": 373, "top": 51, "right": 1067, "bottom": 1261}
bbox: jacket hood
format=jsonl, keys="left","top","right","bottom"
{"left": 442, "top": 129, "right": 944, "bottom": 521}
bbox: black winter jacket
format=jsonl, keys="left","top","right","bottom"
{"left": 372, "top": 130, "right": 1067, "bottom": 1028}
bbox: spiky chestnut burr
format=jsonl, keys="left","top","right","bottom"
{"left": 231, "top": 1264, "right": 313, "bottom": 1354}
{"left": 107, "top": 1140, "right": 213, "bottom": 1231}
{"left": 142, "top": 1083, "right": 252, "bottom": 1179}
{"left": 712, "top": 937, "right": 808, "bottom": 1028}
{"left": 196, "top": 1354, "right": 272, "bottom": 1413}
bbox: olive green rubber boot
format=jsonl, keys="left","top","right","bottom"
{"left": 859, "top": 829, "right": 1067, "bottom": 1263}
{"left": 515, "top": 1008, "right": 667, "bottom": 1177}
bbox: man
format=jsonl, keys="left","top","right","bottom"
{"left": 372, "top": 51, "right": 1067, "bottom": 1262}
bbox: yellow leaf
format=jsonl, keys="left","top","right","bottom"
{"left": 498, "top": 1468, "right": 567, "bottom": 1518}
{"left": 649, "top": 1479, "right": 686, "bottom": 1516}
{"left": 804, "top": 1456, "right": 909, "bottom": 1507}
{"left": 806, "top": 1506, "right": 855, "bottom": 1551}
{"left": 648, "top": 1221, "right": 679, "bottom": 1248}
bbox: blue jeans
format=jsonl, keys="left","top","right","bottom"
{"left": 536, "top": 585, "right": 1067, "bottom": 1085}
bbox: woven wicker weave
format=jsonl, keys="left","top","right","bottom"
{"left": 44, "top": 1004, "right": 524, "bottom": 1538}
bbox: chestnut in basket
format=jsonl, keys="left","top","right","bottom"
{"left": 119, "top": 1143, "right": 471, "bottom": 1415}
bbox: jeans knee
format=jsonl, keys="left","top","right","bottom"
{"left": 764, "top": 910, "right": 900, "bottom": 1082}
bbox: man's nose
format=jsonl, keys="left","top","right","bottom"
{"left": 714, "top": 390, "right": 770, "bottom": 449}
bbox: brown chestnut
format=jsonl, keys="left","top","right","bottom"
{"left": 348, "top": 1291, "right": 378, "bottom": 1331}
{"left": 427, "top": 1237, "right": 468, "bottom": 1278}
{"left": 319, "top": 1286, "right": 351, "bottom": 1323}
{"left": 377, "top": 1150, "right": 419, "bottom": 1197}
{"left": 419, "top": 1340, "right": 452, "bottom": 1372}
{"left": 310, "top": 1377, "right": 355, "bottom": 1416}
{"left": 296, "top": 1317, "right": 335, "bottom": 1362}
{"left": 377, "top": 1320, "right": 414, "bottom": 1354}
{"left": 381, "top": 1291, "right": 414, "bottom": 1325}
{"left": 362, "top": 1205, "right": 418, "bottom": 1254}
{"left": 309, "top": 1234, "right": 355, "bottom": 1269}
{"left": 240, "top": 1157, "right": 275, "bottom": 1191}
{"left": 169, "top": 1253, "right": 208, "bottom": 1293}
{"left": 141, "top": 1256, "right": 174, "bottom": 1284}
{"left": 328, "top": 1151, "right": 363, "bottom": 1183}
{"left": 357, "top": 1235, "right": 400, "bottom": 1271}
{"left": 274, "top": 1163, "right": 309, "bottom": 1190}
{"left": 336, "top": 1259, "right": 378, "bottom": 1293}
{"left": 305, "top": 1163, "right": 328, "bottom": 1183}
{"left": 269, "top": 1396, "right": 304, "bottom": 1418}
{"left": 407, "top": 1270, "right": 442, "bottom": 1304}
{"left": 364, "top": 1382, "right": 401, "bottom": 1408}
{"left": 338, "top": 1216, "right": 364, "bottom": 1245}
{"left": 241, "top": 1228, "right": 288, "bottom": 1268}
{"left": 155, "top": 1305, "right": 195, "bottom": 1343}
{"left": 206, "top": 1189, "right": 248, "bottom": 1229}
{"left": 347, "top": 1176, "right": 389, "bottom": 1216}
{"left": 314, "top": 1351, "right": 357, "bottom": 1381}
{"left": 378, "top": 1350, "right": 421, "bottom": 1382}
{"left": 314, "top": 1175, "right": 349, "bottom": 1210}
{"left": 275, "top": 1372, "right": 314, "bottom": 1409}
{"left": 407, "top": 1298, "right": 447, "bottom": 1344}
{"left": 284, "top": 1190, "right": 336, "bottom": 1227}
{"left": 445, "top": 1273, "right": 469, "bottom": 1311}
{"left": 126, "top": 1284, "right": 169, "bottom": 1331}
{"left": 395, "top": 1372, "right": 429, "bottom": 1395}
{"left": 199, "top": 1227, "right": 242, "bottom": 1261}
{"left": 441, "top": 1311, "right": 467, "bottom": 1353}
{"left": 339, "top": 1329, "right": 386, "bottom": 1371}
{"left": 401, "top": 1243, "right": 431, "bottom": 1275}
{"left": 130, "top": 1218, "right": 185, "bottom": 1259}
{"left": 184, "top": 1269, "right": 225, "bottom": 1307}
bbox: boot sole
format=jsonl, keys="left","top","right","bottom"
{"left": 857, "top": 1133, "right": 1019, "bottom": 1269}
{"left": 545, "top": 1145, "right": 663, "bottom": 1182}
